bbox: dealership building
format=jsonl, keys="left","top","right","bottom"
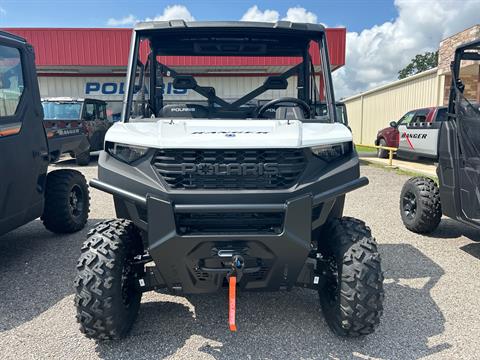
{"left": 5, "top": 27, "right": 346, "bottom": 121}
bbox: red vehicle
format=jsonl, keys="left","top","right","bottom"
{"left": 375, "top": 106, "right": 447, "bottom": 158}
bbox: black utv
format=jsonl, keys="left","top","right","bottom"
{"left": 0, "top": 31, "right": 89, "bottom": 237}
{"left": 75, "top": 21, "right": 384, "bottom": 340}
{"left": 400, "top": 39, "right": 480, "bottom": 234}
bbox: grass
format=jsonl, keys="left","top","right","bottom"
{"left": 355, "top": 145, "right": 377, "bottom": 153}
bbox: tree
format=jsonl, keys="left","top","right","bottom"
{"left": 398, "top": 51, "right": 438, "bottom": 79}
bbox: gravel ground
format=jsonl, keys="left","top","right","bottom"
{"left": 1, "top": 158, "right": 480, "bottom": 360}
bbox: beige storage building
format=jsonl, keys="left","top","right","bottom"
{"left": 344, "top": 25, "right": 480, "bottom": 145}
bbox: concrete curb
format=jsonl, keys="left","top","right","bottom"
{"left": 360, "top": 157, "right": 437, "bottom": 178}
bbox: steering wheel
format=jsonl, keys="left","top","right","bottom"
{"left": 257, "top": 97, "right": 311, "bottom": 119}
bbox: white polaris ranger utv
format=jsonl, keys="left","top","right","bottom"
{"left": 75, "top": 20, "right": 384, "bottom": 340}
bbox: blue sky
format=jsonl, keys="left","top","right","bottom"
{"left": 0, "top": 0, "right": 479, "bottom": 98}
{"left": 1, "top": 1, "right": 396, "bottom": 32}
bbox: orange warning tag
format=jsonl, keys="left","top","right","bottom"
{"left": 229, "top": 275, "right": 237, "bottom": 332}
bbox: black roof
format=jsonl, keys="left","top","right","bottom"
{"left": 134, "top": 20, "right": 325, "bottom": 33}
{"left": 135, "top": 20, "right": 325, "bottom": 57}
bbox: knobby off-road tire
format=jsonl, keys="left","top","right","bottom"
{"left": 41, "top": 169, "right": 90, "bottom": 233}
{"left": 400, "top": 177, "right": 442, "bottom": 234}
{"left": 377, "top": 138, "right": 388, "bottom": 158}
{"left": 318, "top": 217, "right": 384, "bottom": 337}
{"left": 75, "top": 219, "right": 144, "bottom": 340}
{"left": 75, "top": 150, "right": 91, "bottom": 166}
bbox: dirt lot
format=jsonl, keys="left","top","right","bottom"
{"left": 1, "top": 160, "right": 480, "bottom": 360}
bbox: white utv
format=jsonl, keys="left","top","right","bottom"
{"left": 75, "top": 21, "right": 384, "bottom": 340}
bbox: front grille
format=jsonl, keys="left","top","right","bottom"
{"left": 152, "top": 149, "right": 307, "bottom": 190}
{"left": 175, "top": 212, "right": 284, "bottom": 235}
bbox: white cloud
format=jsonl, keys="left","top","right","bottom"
{"left": 240, "top": 5, "right": 279, "bottom": 22}
{"left": 334, "top": 0, "right": 480, "bottom": 99}
{"left": 107, "top": 14, "right": 137, "bottom": 26}
{"left": 282, "top": 7, "right": 317, "bottom": 24}
{"left": 240, "top": 6, "right": 319, "bottom": 23}
{"left": 145, "top": 5, "right": 195, "bottom": 22}
{"left": 107, "top": 5, "right": 194, "bottom": 27}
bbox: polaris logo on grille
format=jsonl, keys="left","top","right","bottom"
{"left": 181, "top": 163, "right": 279, "bottom": 176}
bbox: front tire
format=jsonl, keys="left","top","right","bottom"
{"left": 400, "top": 177, "right": 442, "bottom": 234}
{"left": 75, "top": 219, "right": 144, "bottom": 340}
{"left": 377, "top": 138, "right": 388, "bottom": 158}
{"left": 41, "top": 169, "right": 89, "bottom": 233}
{"left": 318, "top": 217, "right": 384, "bottom": 337}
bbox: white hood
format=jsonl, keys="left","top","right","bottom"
{"left": 105, "top": 119, "right": 352, "bottom": 149}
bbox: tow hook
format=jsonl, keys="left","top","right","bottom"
{"left": 228, "top": 255, "right": 244, "bottom": 332}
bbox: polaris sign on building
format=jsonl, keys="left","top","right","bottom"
{"left": 4, "top": 28, "right": 346, "bottom": 121}
{"left": 84, "top": 80, "right": 188, "bottom": 96}
{"left": 38, "top": 77, "right": 191, "bottom": 121}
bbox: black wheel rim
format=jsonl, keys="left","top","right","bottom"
{"left": 403, "top": 191, "right": 417, "bottom": 220}
{"left": 69, "top": 185, "right": 84, "bottom": 217}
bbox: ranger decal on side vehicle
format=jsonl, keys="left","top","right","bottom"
{"left": 401, "top": 132, "right": 428, "bottom": 139}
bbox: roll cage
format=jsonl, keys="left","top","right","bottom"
{"left": 122, "top": 21, "right": 337, "bottom": 122}
{"left": 448, "top": 39, "right": 480, "bottom": 113}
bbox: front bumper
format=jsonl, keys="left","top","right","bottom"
{"left": 147, "top": 194, "right": 312, "bottom": 293}
{"left": 90, "top": 150, "right": 367, "bottom": 294}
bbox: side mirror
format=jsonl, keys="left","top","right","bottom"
{"left": 390, "top": 121, "right": 398, "bottom": 128}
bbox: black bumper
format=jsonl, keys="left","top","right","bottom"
{"left": 90, "top": 176, "right": 367, "bottom": 210}
{"left": 90, "top": 175, "right": 367, "bottom": 294}
{"left": 90, "top": 150, "right": 367, "bottom": 294}
{"left": 146, "top": 194, "right": 312, "bottom": 293}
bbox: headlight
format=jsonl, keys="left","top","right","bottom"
{"left": 311, "top": 141, "right": 352, "bottom": 162}
{"left": 105, "top": 142, "right": 149, "bottom": 164}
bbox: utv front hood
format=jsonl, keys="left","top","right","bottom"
{"left": 105, "top": 119, "right": 352, "bottom": 149}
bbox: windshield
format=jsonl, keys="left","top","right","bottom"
{"left": 42, "top": 102, "right": 82, "bottom": 120}
{"left": 124, "top": 27, "right": 336, "bottom": 123}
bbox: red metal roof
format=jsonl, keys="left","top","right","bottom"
{"left": 4, "top": 27, "right": 345, "bottom": 69}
